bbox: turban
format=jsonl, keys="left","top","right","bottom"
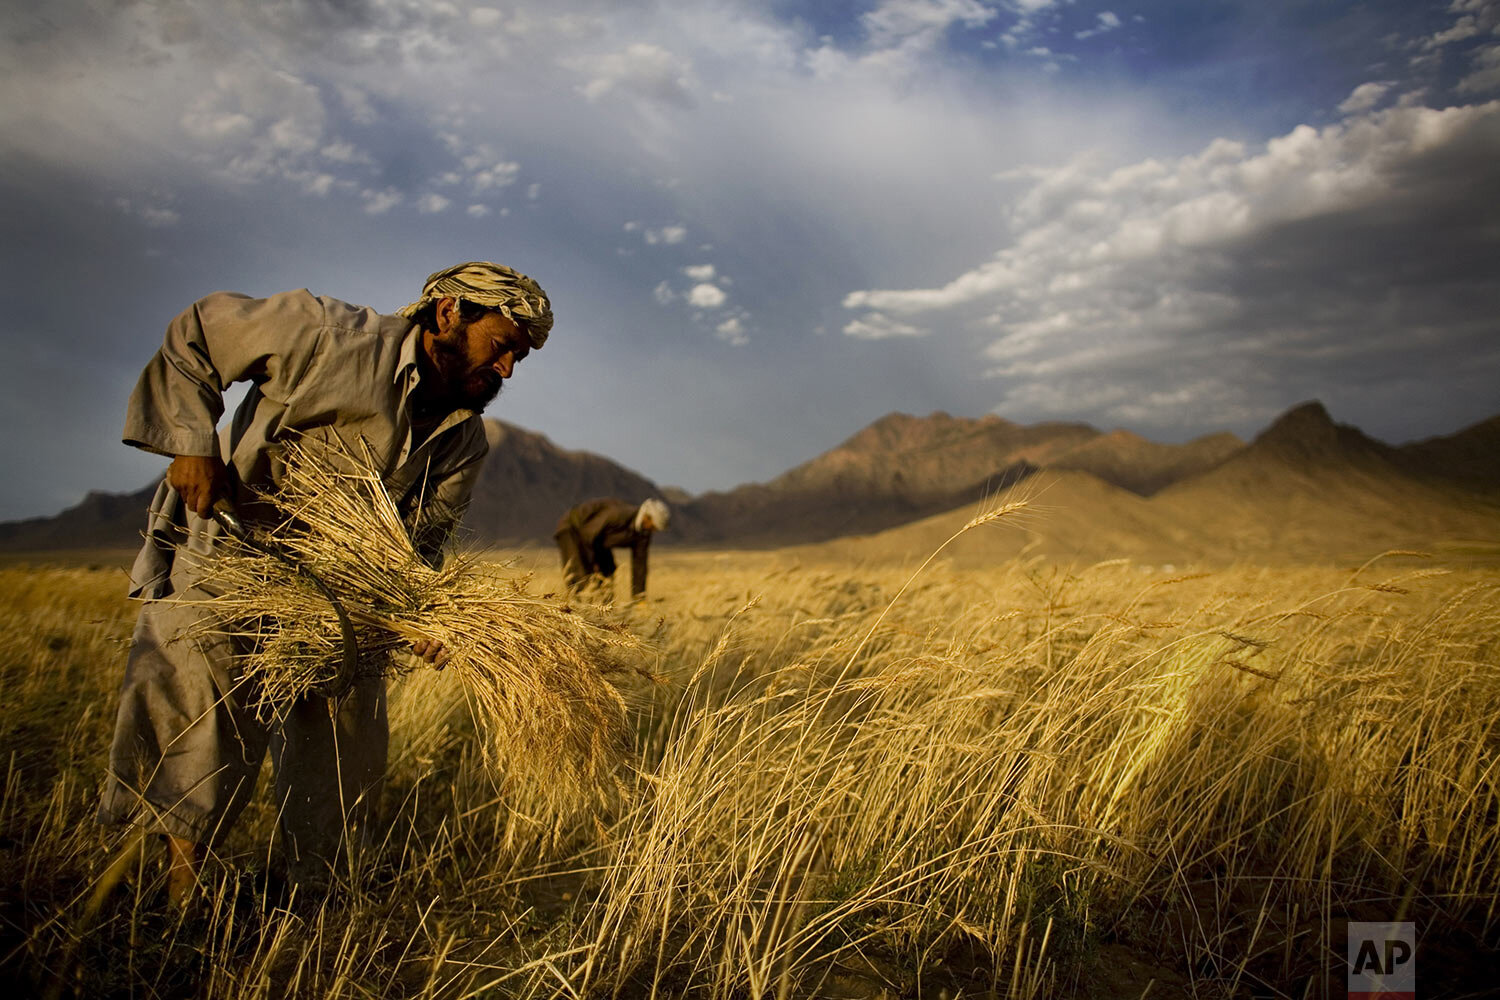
{"left": 635, "top": 498, "right": 671, "bottom": 532}
{"left": 399, "top": 261, "right": 554, "bottom": 349}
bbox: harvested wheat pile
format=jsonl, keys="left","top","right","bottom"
{"left": 191, "top": 439, "right": 655, "bottom": 803}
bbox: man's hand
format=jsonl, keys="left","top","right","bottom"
{"left": 167, "top": 455, "right": 231, "bottom": 520}
{"left": 411, "top": 639, "right": 452, "bottom": 669}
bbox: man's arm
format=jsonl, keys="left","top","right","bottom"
{"left": 124, "top": 291, "right": 326, "bottom": 459}
{"left": 124, "top": 290, "right": 329, "bottom": 518}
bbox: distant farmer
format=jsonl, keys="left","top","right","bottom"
{"left": 554, "top": 498, "right": 670, "bottom": 601}
{"left": 99, "top": 261, "right": 553, "bottom": 905}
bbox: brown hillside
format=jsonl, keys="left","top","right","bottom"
{"left": 794, "top": 469, "right": 1211, "bottom": 568}
{"left": 0, "top": 482, "right": 158, "bottom": 552}
{"left": 809, "top": 402, "right": 1500, "bottom": 568}
{"left": 1395, "top": 414, "right": 1500, "bottom": 492}
{"left": 679, "top": 411, "right": 1095, "bottom": 545}
{"left": 1047, "top": 429, "right": 1244, "bottom": 495}
{"left": 4, "top": 404, "right": 1495, "bottom": 560}
{"left": 1153, "top": 402, "right": 1500, "bottom": 562}
{"left": 771, "top": 410, "right": 1097, "bottom": 497}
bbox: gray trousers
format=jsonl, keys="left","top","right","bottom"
{"left": 98, "top": 596, "right": 386, "bottom": 881}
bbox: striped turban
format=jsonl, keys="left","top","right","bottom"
{"left": 399, "top": 261, "right": 554, "bottom": 348}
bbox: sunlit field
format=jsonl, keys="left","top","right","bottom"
{"left": 2, "top": 525, "right": 1498, "bottom": 998}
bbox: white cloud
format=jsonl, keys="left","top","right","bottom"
{"left": 473, "top": 160, "right": 521, "bottom": 191}
{"left": 842, "top": 312, "right": 929, "bottom": 339}
{"left": 861, "top": 0, "right": 997, "bottom": 48}
{"left": 416, "top": 192, "right": 451, "bottom": 213}
{"left": 467, "top": 204, "right": 491, "bottom": 217}
{"left": 573, "top": 43, "right": 697, "bottom": 108}
{"left": 843, "top": 100, "right": 1500, "bottom": 425}
{"left": 302, "top": 173, "right": 336, "bottom": 196}
{"left": 687, "top": 283, "right": 727, "bottom": 308}
{"left": 470, "top": 7, "right": 502, "bottom": 29}
{"left": 1075, "top": 11, "right": 1122, "bottom": 40}
{"left": 362, "top": 188, "right": 402, "bottom": 214}
{"left": 653, "top": 281, "right": 676, "bottom": 305}
{"left": 177, "top": 63, "right": 331, "bottom": 186}
{"left": 683, "top": 263, "right": 717, "bottom": 281}
{"left": 1424, "top": 1, "right": 1500, "bottom": 51}
{"left": 1339, "top": 81, "right": 1396, "bottom": 115}
{"left": 715, "top": 316, "right": 749, "bottom": 346}
{"left": 849, "top": 103, "right": 1500, "bottom": 315}
{"left": 180, "top": 110, "right": 253, "bottom": 141}
{"left": 642, "top": 224, "right": 688, "bottom": 245}
{"left": 1458, "top": 44, "right": 1500, "bottom": 94}
{"left": 320, "top": 141, "right": 371, "bottom": 165}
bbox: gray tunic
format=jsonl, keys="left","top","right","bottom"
{"left": 100, "top": 289, "right": 487, "bottom": 875}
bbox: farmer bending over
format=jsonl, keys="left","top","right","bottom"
{"left": 98, "top": 262, "right": 553, "bottom": 905}
{"left": 554, "top": 498, "right": 670, "bottom": 601}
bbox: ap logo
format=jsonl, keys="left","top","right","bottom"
{"left": 1348, "top": 922, "right": 1415, "bottom": 1000}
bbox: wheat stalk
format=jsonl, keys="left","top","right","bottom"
{"left": 190, "top": 438, "right": 655, "bottom": 803}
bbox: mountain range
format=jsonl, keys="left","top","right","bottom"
{"left": 3, "top": 401, "right": 1496, "bottom": 564}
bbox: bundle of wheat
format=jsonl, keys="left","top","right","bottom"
{"left": 190, "top": 439, "right": 653, "bottom": 803}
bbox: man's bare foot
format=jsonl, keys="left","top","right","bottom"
{"left": 165, "top": 835, "right": 202, "bottom": 907}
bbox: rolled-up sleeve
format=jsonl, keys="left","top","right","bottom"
{"left": 123, "top": 290, "right": 325, "bottom": 458}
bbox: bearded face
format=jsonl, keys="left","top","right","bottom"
{"left": 420, "top": 308, "right": 531, "bottom": 413}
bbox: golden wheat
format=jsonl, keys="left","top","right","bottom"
{"left": 187, "top": 440, "right": 655, "bottom": 802}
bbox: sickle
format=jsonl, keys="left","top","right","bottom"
{"left": 212, "top": 499, "right": 360, "bottom": 700}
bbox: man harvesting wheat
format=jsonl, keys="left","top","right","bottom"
{"left": 98, "top": 261, "right": 553, "bottom": 905}
{"left": 554, "top": 497, "right": 670, "bottom": 601}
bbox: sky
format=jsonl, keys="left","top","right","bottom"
{"left": 2, "top": 0, "right": 1498, "bottom": 520}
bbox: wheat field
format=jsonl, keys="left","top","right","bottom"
{"left": 1, "top": 523, "right": 1498, "bottom": 997}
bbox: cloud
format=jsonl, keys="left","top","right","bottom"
{"left": 687, "top": 283, "right": 727, "bottom": 308}
{"left": 115, "top": 197, "right": 180, "bottom": 228}
{"left": 653, "top": 281, "right": 676, "bottom": 305}
{"left": 1075, "top": 11, "right": 1122, "bottom": 40}
{"left": 843, "top": 312, "right": 930, "bottom": 339}
{"left": 1339, "top": 81, "right": 1396, "bottom": 114}
{"left": 861, "top": 0, "right": 997, "bottom": 48}
{"left": 416, "top": 192, "right": 451, "bottom": 213}
{"left": 177, "top": 63, "right": 331, "bottom": 186}
{"left": 643, "top": 225, "right": 688, "bottom": 245}
{"left": 1458, "top": 44, "right": 1500, "bottom": 94}
{"left": 470, "top": 7, "right": 503, "bottom": 29}
{"left": 715, "top": 316, "right": 749, "bottom": 346}
{"left": 683, "top": 263, "right": 717, "bottom": 281}
{"left": 472, "top": 160, "right": 521, "bottom": 191}
{"left": 844, "top": 100, "right": 1500, "bottom": 429}
{"left": 573, "top": 42, "right": 697, "bottom": 108}
{"left": 362, "top": 187, "right": 403, "bottom": 214}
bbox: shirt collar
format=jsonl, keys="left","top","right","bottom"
{"left": 396, "top": 320, "right": 479, "bottom": 429}
{"left": 396, "top": 319, "right": 422, "bottom": 388}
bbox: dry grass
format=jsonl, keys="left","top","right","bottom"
{"left": 1, "top": 512, "right": 1498, "bottom": 997}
